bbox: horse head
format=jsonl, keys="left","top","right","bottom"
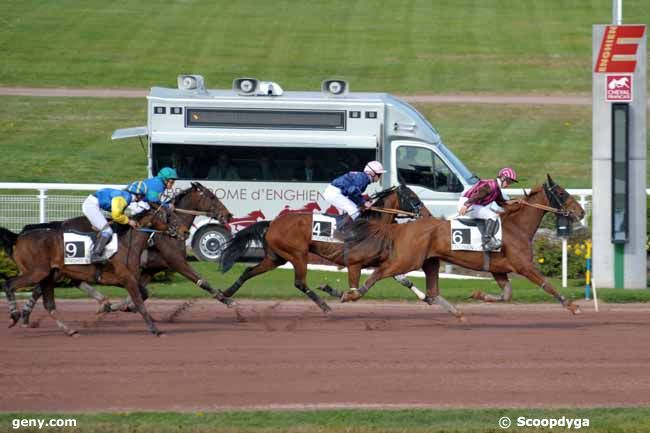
{"left": 138, "top": 206, "right": 188, "bottom": 240}
{"left": 369, "top": 184, "right": 428, "bottom": 219}
{"left": 179, "top": 182, "right": 233, "bottom": 223}
{"left": 542, "top": 174, "right": 585, "bottom": 221}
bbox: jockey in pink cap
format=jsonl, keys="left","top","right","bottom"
{"left": 457, "top": 167, "right": 518, "bottom": 250}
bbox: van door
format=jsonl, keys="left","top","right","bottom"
{"left": 390, "top": 141, "right": 466, "bottom": 217}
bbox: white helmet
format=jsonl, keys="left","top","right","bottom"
{"left": 364, "top": 161, "right": 387, "bottom": 176}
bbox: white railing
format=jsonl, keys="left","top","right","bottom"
{"left": 0, "top": 183, "right": 124, "bottom": 232}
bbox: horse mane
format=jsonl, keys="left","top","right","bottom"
{"left": 171, "top": 183, "right": 197, "bottom": 205}
{"left": 343, "top": 219, "right": 394, "bottom": 264}
{"left": 369, "top": 186, "right": 398, "bottom": 207}
{"left": 500, "top": 184, "right": 545, "bottom": 221}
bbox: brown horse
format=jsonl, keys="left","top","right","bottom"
{"left": 17, "top": 182, "right": 234, "bottom": 323}
{"left": 339, "top": 175, "right": 585, "bottom": 315}
{"left": 1, "top": 207, "right": 184, "bottom": 335}
{"left": 219, "top": 185, "right": 429, "bottom": 312}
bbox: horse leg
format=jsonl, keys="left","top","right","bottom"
{"left": 292, "top": 260, "right": 331, "bottom": 314}
{"left": 4, "top": 269, "right": 50, "bottom": 327}
{"left": 340, "top": 265, "right": 392, "bottom": 303}
{"left": 223, "top": 255, "right": 285, "bottom": 297}
{"left": 393, "top": 274, "right": 427, "bottom": 300}
{"left": 42, "top": 280, "right": 78, "bottom": 337}
{"left": 471, "top": 272, "right": 513, "bottom": 302}
{"left": 318, "top": 263, "right": 363, "bottom": 299}
{"left": 122, "top": 275, "right": 162, "bottom": 335}
{"left": 77, "top": 281, "right": 113, "bottom": 313}
{"left": 516, "top": 264, "right": 580, "bottom": 314}
{"left": 421, "top": 258, "right": 464, "bottom": 320}
{"left": 158, "top": 258, "right": 235, "bottom": 308}
{"left": 20, "top": 285, "right": 43, "bottom": 327}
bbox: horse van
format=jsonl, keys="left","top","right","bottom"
{"left": 112, "top": 75, "right": 478, "bottom": 261}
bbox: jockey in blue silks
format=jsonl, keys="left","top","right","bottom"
{"left": 82, "top": 181, "right": 148, "bottom": 262}
{"left": 144, "top": 166, "right": 178, "bottom": 206}
{"left": 323, "top": 160, "right": 387, "bottom": 228}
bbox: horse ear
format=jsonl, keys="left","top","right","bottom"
{"left": 546, "top": 174, "right": 554, "bottom": 186}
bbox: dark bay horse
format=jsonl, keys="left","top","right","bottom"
{"left": 219, "top": 184, "right": 430, "bottom": 312}
{"left": 1, "top": 208, "right": 183, "bottom": 335}
{"left": 339, "top": 175, "right": 585, "bottom": 315}
{"left": 18, "top": 182, "right": 235, "bottom": 323}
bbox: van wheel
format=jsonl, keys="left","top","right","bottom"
{"left": 192, "top": 225, "right": 231, "bottom": 262}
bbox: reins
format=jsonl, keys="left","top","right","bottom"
{"left": 174, "top": 208, "right": 209, "bottom": 216}
{"left": 368, "top": 206, "right": 418, "bottom": 218}
{"left": 511, "top": 199, "right": 573, "bottom": 217}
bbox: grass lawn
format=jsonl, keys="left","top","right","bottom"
{"left": 2, "top": 407, "right": 650, "bottom": 432}
{"left": 0, "top": 96, "right": 613, "bottom": 187}
{"left": 1, "top": 0, "right": 648, "bottom": 93}
{"left": 24, "top": 261, "right": 650, "bottom": 304}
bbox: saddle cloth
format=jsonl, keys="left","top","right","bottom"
{"left": 63, "top": 231, "right": 118, "bottom": 265}
{"left": 311, "top": 214, "right": 343, "bottom": 243}
{"left": 449, "top": 218, "right": 502, "bottom": 252}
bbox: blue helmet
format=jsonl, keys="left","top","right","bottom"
{"left": 126, "top": 181, "right": 148, "bottom": 196}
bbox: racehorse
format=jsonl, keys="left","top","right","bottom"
{"left": 1, "top": 207, "right": 184, "bottom": 335}
{"left": 219, "top": 184, "right": 433, "bottom": 312}
{"left": 18, "top": 182, "right": 235, "bottom": 323}
{"left": 339, "top": 175, "right": 585, "bottom": 315}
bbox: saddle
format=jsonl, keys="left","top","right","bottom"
{"left": 449, "top": 217, "right": 502, "bottom": 252}
{"left": 63, "top": 230, "right": 118, "bottom": 265}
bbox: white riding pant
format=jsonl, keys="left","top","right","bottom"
{"left": 82, "top": 195, "right": 113, "bottom": 235}
{"left": 457, "top": 197, "right": 498, "bottom": 221}
{"left": 323, "top": 185, "right": 361, "bottom": 219}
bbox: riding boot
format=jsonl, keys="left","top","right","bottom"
{"left": 483, "top": 219, "right": 502, "bottom": 251}
{"left": 336, "top": 215, "right": 353, "bottom": 234}
{"left": 90, "top": 233, "right": 111, "bottom": 263}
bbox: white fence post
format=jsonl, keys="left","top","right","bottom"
{"left": 38, "top": 188, "right": 48, "bottom": 223}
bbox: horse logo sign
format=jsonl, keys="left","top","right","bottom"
{"left": 606, "top": 75, "right": 633, "bottom": 101}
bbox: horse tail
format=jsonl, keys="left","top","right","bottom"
{"left": 343, "top": 219, "right": 394, "bottom": 263}
{"left": 220, "top": 221, "right": 271, "bottom": 273}
{"left": 0, "top": 226, "right": 18, "bottom": 258}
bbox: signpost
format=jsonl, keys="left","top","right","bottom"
{"left": 592, "top": 23, "right": 647, "bottom": 289}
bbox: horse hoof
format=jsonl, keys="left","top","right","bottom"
{"left": 340, "top": 290, "right": 361, "bottom": 303}
{"left": 68, "top": 330, "right": 79, "bottom": 337}
{"left": 469, "top": 290, "right": 485, "bottom": 301}
{"left": 97, "top": 302, "right": 113, "bottom": 314}
{"left": 457, "top": 314, "right": 467, "bottom": 323}
{"left": 8, "top": 312, "right": 21, "bottom": 328}
{"left": 319, "top": 303, "right": 332, "bottom": 314}
{"left": 567, "top": 303, "right": 581, "bottom": 315}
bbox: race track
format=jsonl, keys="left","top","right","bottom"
{"left": 1, "top": 299, "right": 649, "bottom": 412}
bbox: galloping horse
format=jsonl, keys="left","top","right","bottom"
{"left": 219, "top": 184, "right": 429, "bottom": 312}
{"left": 340, "top": 175, "right": 585, "bottom": 315}
{"left": 1, "top": 207, "right": 183, "bottom": 335}
{"left": 18, "top": 182, "right": 234, "bottom": 323}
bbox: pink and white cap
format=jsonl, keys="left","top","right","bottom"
{"left": 498, "top": 167, "right": 518, "bottom": 183}
{"left": 364, "top": 161, "right": 387, "bottom": 176}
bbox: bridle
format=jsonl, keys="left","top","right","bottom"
{"left": 515, "top": 184, "right": 576, "bottom": 219}
{"left": 174, "top": 184, "right": 231, "bottom": 223}
{"left": 366, "top": 185, "right": 423, "bottom": 218}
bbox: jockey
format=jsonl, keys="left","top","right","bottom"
{"left": 82, "top": 181, "right": 148, "bottom": 263}
{"left": 457, "top": 167, "right": 518, "bottom": 251}
{"left": 323, "top": 160, "right": 386, "bottom": 228}
{"left": 145, "top": 166, "right": 178, "bottom": 206}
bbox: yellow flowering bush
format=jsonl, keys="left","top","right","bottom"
{"left": 534, "top": 236, "right": 590, "bottom": 279}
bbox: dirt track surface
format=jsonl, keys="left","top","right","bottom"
{"left": 1, "top": 299, "right": 650, "bottom": 412}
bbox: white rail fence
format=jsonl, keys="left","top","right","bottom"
{"left": 0, "top": 182, "right": 609, "bottom": 232}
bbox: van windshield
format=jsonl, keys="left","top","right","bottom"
{"left": 437, "top": 144, "right": 479, "bottom": 185}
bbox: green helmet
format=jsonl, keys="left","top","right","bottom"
{"left": 126, "top": 181, "right": 148, "bottom": 196}
{"left": 158, "top": 167, "right": 179, "bottom": 181}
